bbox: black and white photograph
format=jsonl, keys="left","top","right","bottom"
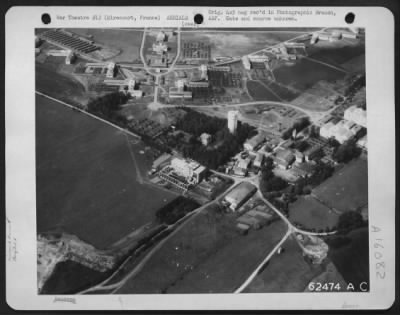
{"left": 35, "top": 26, "right": 369, "bottom": 295}
{"left": 5, "top": 6, "right": 396, "bottom": 311}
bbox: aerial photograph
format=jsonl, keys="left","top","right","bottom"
{"left": 35, "top": 27, "right": 369, "bottom": 294}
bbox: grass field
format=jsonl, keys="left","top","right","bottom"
{"left": 36, "top": 94, "right": 177, "bottom": 249}
{"left": 36, "top": 61, "right": 88, "bottom": 104}
{"left": 313, "top": 158, "right": 368, "bottom": 213}
{"left": 303, "top": 262, "right": 347, "bottom": 292}
{"left": 289, "top": 196, "right": 339, "bottom": 230}
{"left": 247, "top": 81, "right": 281, "bottom": 101}
{"left": 274, "top": 58, "right": 346, "bottom": 92}
{"left": 327, "top": 227, "right": 369, "bottom": 291}
{"left": 243, "top": 237, "right": 324, "bottom": 292}
{"left": 116, "top": 205, "right": 287, "bottom": 293}
{"left": 306, "top": 39, "right": 365, "bottom": 69}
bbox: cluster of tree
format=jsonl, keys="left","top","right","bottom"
{"left": 336, "top": 211, "right": 366, "bottom": 234}
{"left": 155, "top": 196, "right": 200, "bottom": 225}
{"left": 332, "top": 139, "right": 361, "bottom": 163}
{"left": 325, "top": 235, "right": 351, "bottom": 249}
{"left": 344, "top": 74, "right": 365, "bottom": 97}
{"left": 281, "top": 117, "right": 311, "bottom": 140}
{"left": 308, "top": 161, "right": 335, "bottom": 186}
{"left": 290, "top": 140, "right": 309, "bottom": 152}
{"left": 87, "top": 92, "right": 129, "bottom": 118}
{"left": 259, "top": 157, "right": 288, "bottom": 196}
{"left": 173, "top": 108, "right": 257, "bottom": 169}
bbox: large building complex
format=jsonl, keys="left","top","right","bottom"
{"left": 170, "top": 157, "right": 207, "bottom": 185}
{"left": 319, "top": 119, "right": 362, "bottom": 144}
{"left": 344, "top": 106, "right": 367, "bottom": 128}
{"left": 39, "top": 29, "right": 99, "bottom": 54}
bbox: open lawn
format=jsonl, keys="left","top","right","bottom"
{"left": 313, "top": 158, "right": 368, "bottom": 213}
{"left": 289, "top": 195, "right": 339, "bottom": 230}
{"left": 243, "top": 237, "right": 323, "bottom": 292}
{"left": 116, "top": 205, "right": 287, "bottom": 293}
{"left": 36, "top": 94, "right": 177, "bottom": 249}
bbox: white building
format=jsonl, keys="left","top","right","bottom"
{"left": 253, "top": 152, "right": 264, "bottom": 168}
{"left": 319, "top": 120, "right": 357, "bottom": 144}
{"left": 310, "top": 33, "right": 319, "bottom": 44}
{"left": 65, "top": 51, "right": 75, "bottom": 64}
{"left": 152, "top": 42, "right": 168, "bottom": 55}
{"left": 224, "top": 182, "right": 257, "bottom": 211}
{"left": 170, "top": 157, "right": 206, "bottom": 184}
{"left": 295, "top": 151, "right": 304, "bottom": 163}
{"left": 200, "top": 133, "right": 212, "bottom": 146}
{"left": 344, "top": 105, "right": 367, "bottom": 128}
{"left": 227, "top": 110, "right": 239, "bottom": 134}
{"left": 199, "top": 64, "right": 208, "bottom": 80}
{"left": 127, "top": 79, "right": 143, "bottom": 98}
{"left": 237, "top": 157, "right": 251, "bottom": 170}
{"left": 176, "top": 79, "right": 186, "bottom": 91}
{"left": 241, "top": 55, "right": 251, "bottom": 70}
{"left": 357, "top": 135, "right": 368, "bottom": 150}
{"left": 248, "top": 55, "right": 270, "bottom": 63}
{"left": 106, "top": 62, "right": 115, "bottom": 78}
{"left": 244, "top": 134, "right": 265, "bottom": 151}
{"left": 156, "top": 31, "right": 167, "bottom": 42}
{"left": 342, "top": 32, "right": 358, "bottom": 39}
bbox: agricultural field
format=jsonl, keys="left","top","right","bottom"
{"left": 326, "top": 227, "right": 369, "bottom": 291}
{"left": 273, "top": 58, "right": 346, "bottom": 93}
{"left": 180, "top": 30, "right": 309, "bottom": 59}
{"left": 116, "top": 205, "right": 287, "bottom": 293}
{"left": 288, "top": 195, "right": 339, "bottom": 230}
{"left": 36, "top": 94, "right": 177, "bottom": 249}
{"left": 290, "top": 80, "right": 340, "bottom": 112}
{"left": 313, "top": 158, "right": 368, "bottom": 213}
{"left": 243, "top": 237, "right": 324, "bottom": 292}
{"left": 306, "top": 37, "right": 365, "bottom": 69}
{"left": 246, "top": 80, "right": 281, "bottom": 101}
{"left": 68, "top": 28, "right": 144, "bottom": 62}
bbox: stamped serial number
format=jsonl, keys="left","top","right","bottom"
{"left": 308, "top": 282, "right": 342, "bottom": 291}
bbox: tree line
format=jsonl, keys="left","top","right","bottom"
{"left": 156, "top": 196, "right": 200, "bottom": 225}
{"left": 86, "top": 92, "right": 129, "bottom": 119}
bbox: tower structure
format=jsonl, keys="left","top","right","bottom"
{"left": 227, "top": 110, "right": 239, "bottom": 134}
